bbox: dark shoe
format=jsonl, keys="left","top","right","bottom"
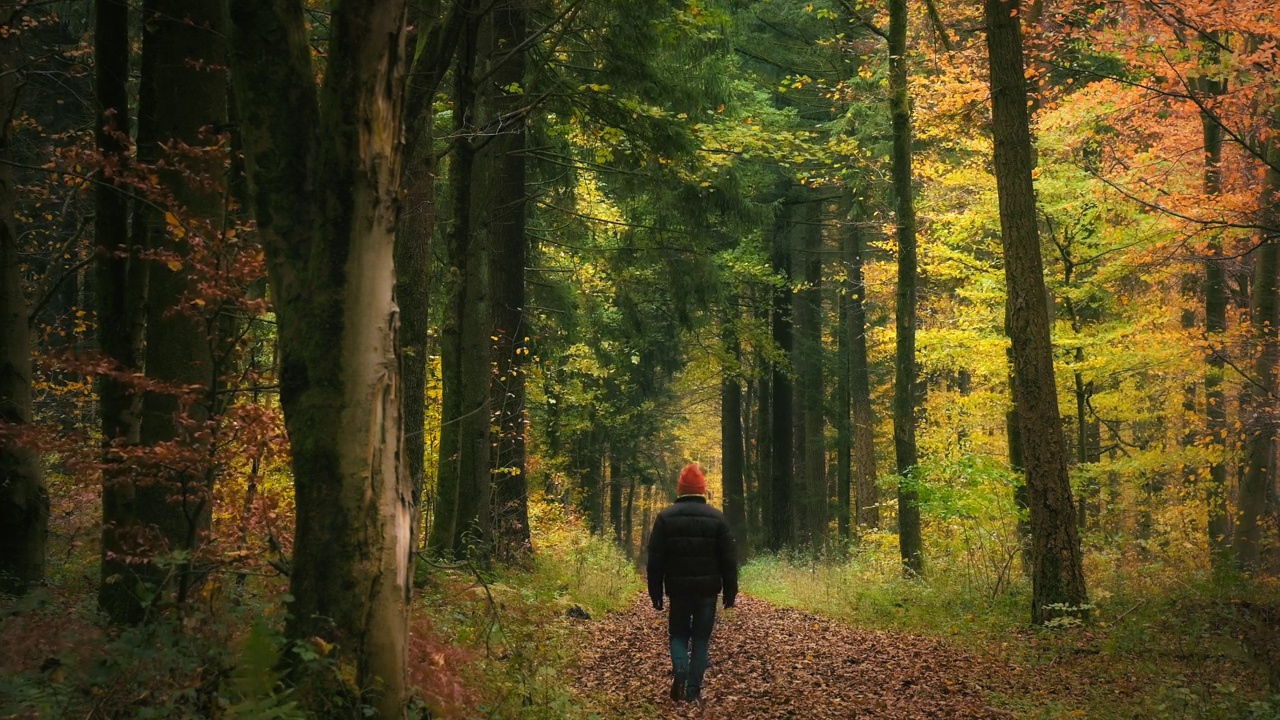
{"left": 687, "top": 687, "right": 703, "bottom": 705}
{"left": 670, "top": 677, "right": 686, "bottom": 702}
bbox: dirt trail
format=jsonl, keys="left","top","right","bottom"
{"left": 573, "top": 594, "right": 1016, "bottom": 719}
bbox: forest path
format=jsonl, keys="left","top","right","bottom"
{"left": 573, "top": 594, "right": 1018, "bottom": 719}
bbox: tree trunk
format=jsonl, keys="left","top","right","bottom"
{"left": 624, "top": 475, "right": 635, "bottom": 559}
{"left": 397, "top": 136, "right": 434, "bottom": 549}
{"left": 1238, "top": 108, "right": 1279, "bottom": 569}
{"left": 743, "top": 374, "right": 757, "bottom": 540}
{"left": 984, "top": 0, "right": 1088, "bottom": 624}
{"left": 95, "top": 0, "right": 150, "bottom": 624}
{"left": 756, "top": 347, "right": 772, "bottom": 544}
{"left": 0, "top": 5, "right": 48, "bottom": 594}
{"left": 398, "top": 0, "right": 465, "bottom": 550}
{"left": 639, "top": 483, "right": 652, "bottom": 565}
{"left": 592, "top": 443, "right": 606, "bottom": 532}
{"left": 847, "top": 202, "right": 878, "bottom": 530}
{"left": 796, "top": 198, "right": 826, "bottom": 549}
{"left": 430, "top": 11, "right": 482, "bottom": 554}
{"left": 609, "top": 454, "right": 623, "bottom": 544}
{"left": 890, "top": 0, "right": 922, "bottom": 575}
{"left": 399, "top": 1, "right": 470, "bottom": 551}
{"left": 836, "top": 256, "right": 852, "bottom": 544}
{"left": 768, "top": 208, "right": 794, "bottom": 552}
{"left": 134, "top": 0, "right": 226, "bottom": 606}
{"left": 1199, "top": 35, "right": 1230, "bottom": 563}
{"left": 226, "top": 0, "right": 413, "bottom": 713}
{"left": 450, "top": 4, "right": 496, "bottom": 551}
{"left": 479, "top": 0, "right": 530, "bottom": 560}
{"left": 721, "top": 321, "right": 748, "bottom": 552}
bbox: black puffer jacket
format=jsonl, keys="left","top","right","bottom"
{"left": 647, "top": 496, "right": 738, "bottom": 604}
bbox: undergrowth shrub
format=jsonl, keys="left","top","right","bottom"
{"left": 412, "top": 492, "right": 640, "bottom": 719}
{"left": 0, "top": 588, "right": 304, "bottom": 719}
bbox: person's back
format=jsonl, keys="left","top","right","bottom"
{"left": 647, "top": 464, "right": 737, "bottom": 704}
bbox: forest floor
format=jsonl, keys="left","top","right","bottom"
{"left": 573, "top": 593, "right": 1020, "bottom": 719}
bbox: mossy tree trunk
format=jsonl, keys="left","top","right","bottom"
{"left": 226, "top": 0, "right": 413, "bottom": 713}
{"left": 984, "top": 0, "right": 1088, "bottom": 624}
{"left": 0, "top": 4, "right": 48, "bottom": 595}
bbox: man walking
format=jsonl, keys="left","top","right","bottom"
{"left": 647, "top": 463, "right": 738, "bottom": 704}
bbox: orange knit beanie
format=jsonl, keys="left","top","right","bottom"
{"left": 677, "top": 463, "right": 706, "bottom": 497}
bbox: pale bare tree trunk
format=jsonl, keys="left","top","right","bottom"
{"left": 226, "top": 0, "right": 413, "bottom": 713}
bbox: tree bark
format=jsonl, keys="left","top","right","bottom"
{"left": 449, "top": 4, "right": 495, "bottom": 552}
{"left": 134, "top": 0, "right": 226, "bottom": 606}
{"left": 95, "top": 0, "right": 150, "bottom": 624}
{"left": 847, "top": 202, "right": 879, "bottom": 531}
{"left": 984, "top": 0, "right": 1088, "bottom": 623}
{"left": 795, "top": 198, "right": 826, "bottom": 549}
{"left": 0, "top": 4, "right": 48, "bottom": 595}
{"left": 226, "top": 0, "right": 413, "bottom": 712}
{"left": 755, "top": 342, "right": 772, "bottom": 544}
{"left": 479, "top": 0, "right": 531, "bottom": 560}
{"left": 721, "top": 321, "right": 748, "bottom": 552}
{"left": 624, "top": 474, "right": 635, "bottom": 559}
{"left": 430, "top": 9, "right": 482, "bottom": 553}
{"left": 609, "top": 454, "right": 623, "bottom": 544}
{"left": 890, "top": 0, "right": 922, "bottom": 575}
{"left": 1198, "top": 35, "right": 1230, "bottom": 563}
{"left": 836, "top": 264, "right": 852, "bottom": 542}
{"left": 399, "top": 0, "right": 466, "bottom": 550}
{"left": 1238, "top": 107, "right": 1279, "bottom": 570}
{"left": 768, "top": 207, "right": 794, "bottom": 552}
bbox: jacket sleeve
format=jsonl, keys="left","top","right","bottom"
{"left": 646, "top": 515, "right": 665, "bottom": 606}
{"left": 717, "top": 518, "right": 738, "bottom": 604}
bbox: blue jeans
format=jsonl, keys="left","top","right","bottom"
{"left": 668, "top": 595, "right": 717, "bottom": 692}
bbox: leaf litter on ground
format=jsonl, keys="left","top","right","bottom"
{"left": 574, "top": 594, "right": 1018, "bottom": 719}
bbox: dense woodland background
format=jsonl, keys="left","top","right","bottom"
{"left": 1, "top": 0, "right": 1278, "bottom": 717}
